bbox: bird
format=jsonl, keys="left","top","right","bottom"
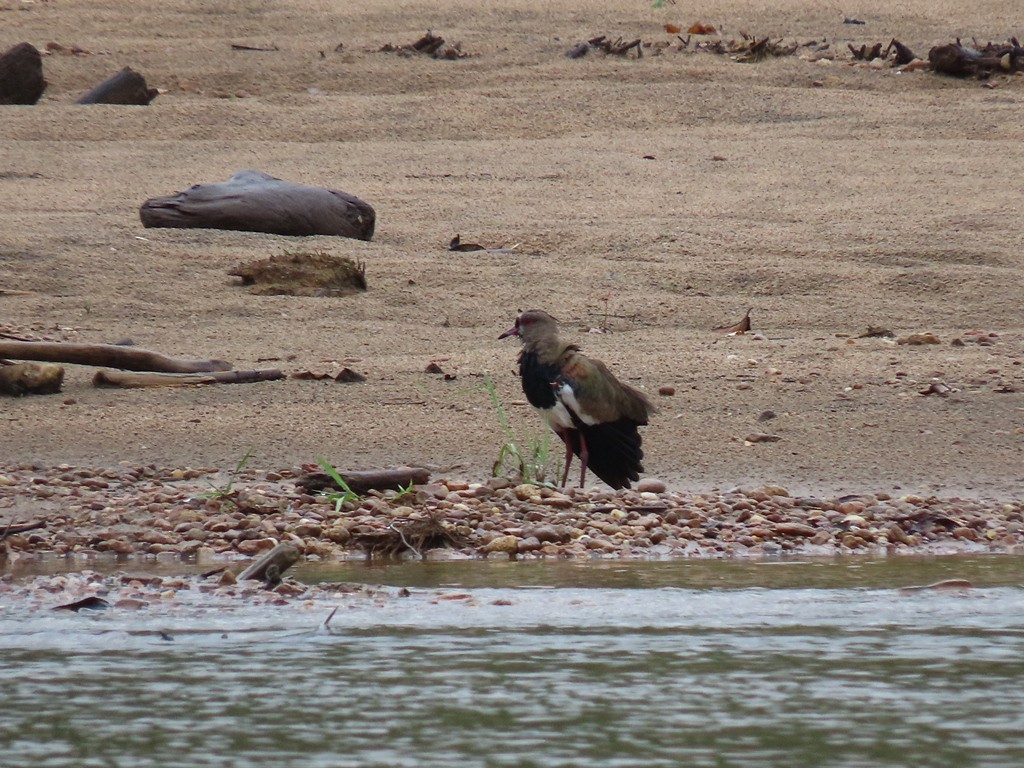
{"left": 499, "top": 309, "right": 654, "bottom": 490}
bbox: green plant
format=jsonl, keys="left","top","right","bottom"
{"left": 482, "top": 374, "right": 557, "bottom": 486}
{"left": 200, "top": 447, "right": 255, "bottom": 505}
{"left": 315, "top": 456, "right": 361, "bottom": 512}
{"left": 390, "top": 479, "right": 416, "bottom": 503}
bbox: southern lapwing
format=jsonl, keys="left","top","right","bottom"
{"left": 499, "top": 309, "right": 654, "bottom": 490}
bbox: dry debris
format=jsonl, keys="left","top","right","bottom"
{"left": 848, "top": 35, "right": 1024, "bottom": 78}
{"left": 229, "top": 251, "right": 367, "bottom": 296}
{"left": 379, "top": 31, "right": 471, "bottom": 60}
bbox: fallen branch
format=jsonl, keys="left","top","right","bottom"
{"left": 296, "top": 466, "right": 431, "bottom": 495}
{"left": 236, "top": 542, "right": 299, "bottom": 585}
{"left": 93, "top": 368, "right": 284, "bottom": 388}
{"left": 1, "top": 520, "right": 46, "bottom": 540}
{"left": 0, "top": 341, "right": 232, "bottom": 373}
{"left": 230, "top": 43, "right": 280, "bottom": 52}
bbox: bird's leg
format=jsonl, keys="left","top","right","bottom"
{"left": 577, "top": 431, "right": 589, "bottom": 488}
{"left": 556, "top": 430, "right": 573, "bottom": 488}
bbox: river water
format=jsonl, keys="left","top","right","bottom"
{"left": 3, "top": 555, "right": 1024, "bottom": 767}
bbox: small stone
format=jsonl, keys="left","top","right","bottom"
{"left": 516, "top": 536, "right": 541, "bottom": 553}
{"left": 775, "top": 522, "right": 816, "bottom": 537}
{"left": 754, "top": 484, "right": 790, "bottom": 498}
{"left": 236, "top": 537, "right": 277, "bottom": 555}
{"left": 114, "top": 598, "right": 149, "bottom": 610}
{"left": 482, "top": 535, "right": 519, "bottom": 556}
{"left": 636, "top": 478, "right": 666, "bottom": 494}
{"left": 513, "top": 484, "right": 540, "bottom": 502}
{"left": 657, "top": 385, "right": 675, "bottom": 396}
{"left": 897, "top": 332, "right": 941, "bottom": 345}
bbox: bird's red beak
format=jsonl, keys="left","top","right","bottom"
{"left": 498, "top": 324, "right": 520, "bottom": 340}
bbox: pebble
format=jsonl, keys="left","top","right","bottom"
{"left": 636, "top": 478, "right": 667, "bottom": 494}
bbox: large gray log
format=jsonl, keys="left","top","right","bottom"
{"left": 0, "top": 42, "right": 46, "bottom": 105}
{"left": 140, "top": 169, "right": 376, "bottom": 239}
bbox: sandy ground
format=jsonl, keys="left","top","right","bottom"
{"left": 2, "top": 0, "right": 1023, "bottom": 504}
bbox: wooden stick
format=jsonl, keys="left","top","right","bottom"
{"left": 296, "top": 466, "right": 431, "bottom": 495}
{"left": 0, "top": 341, "right": 232, "bottom": 372}
{"left": 1, "top": 520, "right": 46, "bottom": 540}
{"left": 236, "top": 543, "right": 299, "bottom": 584}
{"left": 93, "top": 368, "right": 284, "bottom": 388}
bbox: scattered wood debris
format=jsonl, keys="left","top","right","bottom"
{"left": 230, "top": 43, "right": 279, "bottom": 52}
{"left": 566, "top": 35, "right": 644, "bottom": 58}
{"left": 349, "top": 510, "right": 469, "bottom": 560}
{"left": 858, "top": 325, "right": 895, "bottom": 338}
{"left": 380, "top": 31, "right": 470, "bottom": 60}
{"left": 229, "top": 251, "right": 367, "bottom": 296}
{"left": 290, "top": 368, "right": 367, "bottom": 383}
{"left": 849, "top": 42, "right": 884, "bottom": 61}
{"left": 729, "top": 34, "right": 799, "bottom": 61}
{"left": 449, "top": 234, "right": 485, "bottom": 252}
{"left": 849, "top": 36, "right": 1024, "bottom": 78}
{"left": 54, "top": 596, "right": 110, "bottom": 612}
{"left": 713, "top": 308, "right": 753, "bottom": 335}
{"left": 688, "top": 22, "right": 718, "bottom": 35}
{"left": 929, "top": 38, "right": 1024, "bottom": 77}
{"left": 447, "top": 234, "right": 520, "bottom": 253}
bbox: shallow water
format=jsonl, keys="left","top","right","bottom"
{"left": 4, "top": 556, "right": 1024, "bottom": 767}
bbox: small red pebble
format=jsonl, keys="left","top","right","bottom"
{"left": 658, "top": 385, "right": 675, "bottom": 396}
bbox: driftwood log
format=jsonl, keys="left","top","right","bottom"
{"left": 93, "top": 368, "right": 284, "bottom": 388}
{"left": 140, "top": 169, "right": 376, "bottom": 239}
{"left": 0, "top": 42, "right": 46, "bottom": 105}
{"left": 0, "top": 341, "right": 231, "bottom": 373}
{"left": 297, "top": 466, "right": 432, "bottom": 495}
{"left": 76, "top": 67, "right": 158, "bottom": 105}
{"left": 236, "top": 542, "right": 299, "bottom": 585}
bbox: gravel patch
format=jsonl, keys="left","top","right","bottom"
{"left": 3, "top": 464, "right": 1023, "bottom": 565}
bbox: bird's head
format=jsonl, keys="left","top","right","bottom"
{"left": 498, "top": 309, "right": 559, "bottom": 344}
